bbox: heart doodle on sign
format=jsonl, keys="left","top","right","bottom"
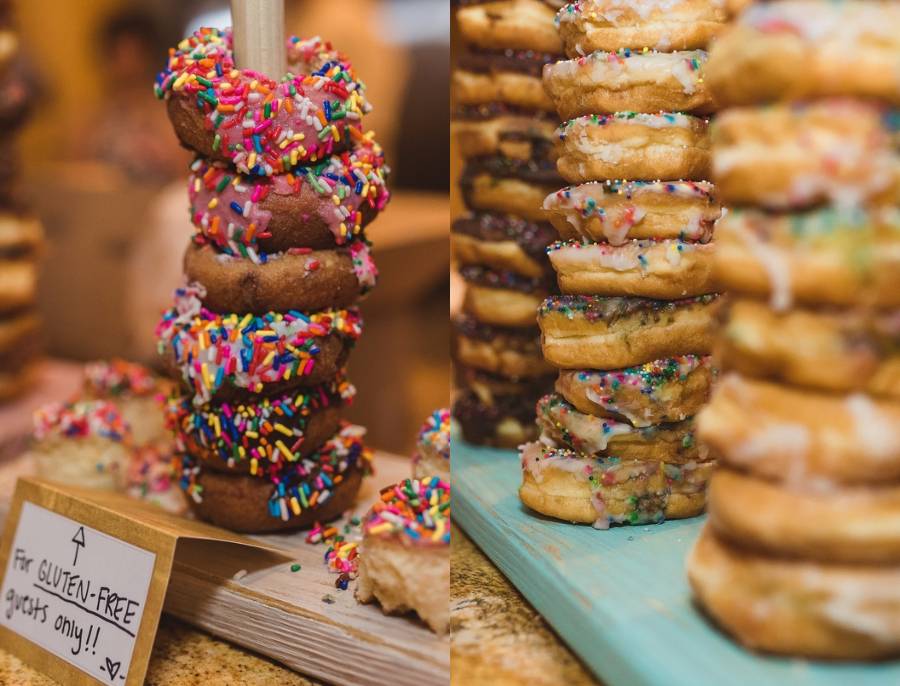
{"left": 103, "top": 657, "right": 121, "bottom": 681}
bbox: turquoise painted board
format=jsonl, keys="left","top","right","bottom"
{"left": 453, "top": 438, "right": 900, "bottom": 686}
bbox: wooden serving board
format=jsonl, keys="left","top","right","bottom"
{"left": 453, "top": 438, "right": 900, "bottom": 686}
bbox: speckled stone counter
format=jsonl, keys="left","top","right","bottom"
{"left": 0, "top": 616, "right": 320, "bottom": 686}
{"left": 450, "top": 529, "right": 600, "bottom": 686}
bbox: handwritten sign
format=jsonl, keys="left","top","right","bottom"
{"left": 0, "top": 477, "right": 285, "bottom": 686}
{"left": 1, "top": 502, "right": 155, "bottom": 683}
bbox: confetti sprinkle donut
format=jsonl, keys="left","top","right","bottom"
{"left": 155, "top": 283, "right": 363, "bottom": 404}
{"left": 355, "top": 477, "right": 451, "bottom": 634}
{"left": 412, "top": 409, "right": 450, "bottom": 482}
{"left": 155, "top": 28, "right": 371, "bottom": 175}
{"left": 187, "top": 138, "right": 390, "bottom": 263}
{"left": 177, "top": 422, "right": 372, "bottom": 532}
{"left": 538, "top": 293, "right": 719, "bottom": 369}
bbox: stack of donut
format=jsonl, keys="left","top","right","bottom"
{"left": 154, "top": 28, "right": 389, "bottom": 532}
{"left": 451, "top": 0, "right": 566, "bottom": 447}
{"left": 519, "top": 0, "right": 728, "bottom": 528}
{"left": 687, "top": 0, "right": 900, "bottom": 659}
{"left": 0, "top": 0, "right": 42, "bottom": 401}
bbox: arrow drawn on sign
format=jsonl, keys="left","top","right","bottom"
{"left": 72, "top": 527, "right": 86, "bottom": 566}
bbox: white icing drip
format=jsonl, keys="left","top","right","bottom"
{"left": 548, "top": 239, "right": 693, "bottom": 273}
{"left": 548, "top": 50, "right": 707, "bottom": 92}
{"left": 729, "top": 218, "right": 793, "bottom": 311}
{"left": 846, "top": 394, "right": 900, "bottom": 462}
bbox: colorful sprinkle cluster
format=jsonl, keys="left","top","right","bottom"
{"left": 84, "top": 358, "right": 158, "bottom": 397}
{"left": 417, "top": 408, "right": 451, "bottom": 461}
{"left": 166, "top": 374, "right": 356, "bottom": 472}
{"left": 364, "top": 478, "right": 451, "bottom": 546}
{"left": 305, "top": 519, "right": 365, "bottom": 588}
{"left": 574, "top": 355, "right": 709, "bottom": 404}
{"left": 188, "top": 138, "right": 390, "bottom": 262}
{"left": 155, "top": 284, "right": 363, "bottom": 403}
{"left": 154, "top": 28, "right": 370, "bottom": 175}
{"left": 34, "top": 401, "right": 131, "bottom": 443}
{"left": 128, "top": 444, "right": 175, "bottom": 496}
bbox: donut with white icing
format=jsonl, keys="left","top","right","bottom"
{"left": 712, "top": 100, "right": 900, "bottom": 209}
{"left": 457, "top": 0, "right": 564, "bottom": 53}
{"left": 543, "top": 49, "right": 714, "bottom": 119}
{"left": 688, "top": 526, "right": 900, "bottom": 659}
{"left": 697, "top": 374, "right": 900, "bottom": 485}
{"left": 538, "top": 293, "right": 720, "bottom": 369}
{"left": 714, "top": 206, "right": 900, "bottom": 311}
{"left": 705, "top": 0, "right": 900, "bottom": 107}
{"left": 155, "top": 28, "right": 370, "bottom": 175}
{"left": 556, "top": 0, "right": 728, "bottom": 57}
{"left": 554, "top": 113, "right": 711, "bottom": 183}
{"left": 708, "top": 468, "right": 900, "bottom": 564}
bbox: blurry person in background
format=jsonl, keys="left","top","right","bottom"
{"left": 75, "top": 9, "right": 188, "bottom": 183}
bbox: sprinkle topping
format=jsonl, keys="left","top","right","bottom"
{"left": 364, "top": 477, "right": 451, "bottom": 546}
{"left": 34, "top": 401, "right": 130, "bottom": 443}
{"left": 417, "top": 408, "right": 451, "bottom": 461}
{"left": 84, "top": 359, "right": 158, "bottom": 397}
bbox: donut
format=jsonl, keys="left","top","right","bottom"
{"left": 183, "top": 240, "right": 376, "bottom": 314}
{"left": 453, "top": 315, "right": 554, "bottom": 378}
{"left": 712, "top": 100, "right": 900, "bottom": 209}
{"left": 0, "top": 310, "right": 41, "bottom": 373}
{"left": 30, "top": 401, "right": 131, "bottom": 492}
{"left": 555, "top": 0, "right": 728, "bottom": 56}
{"left": 547, "top": 238, "right": 716, "bottom": 298}
{"left": 536, "top": 393, "right": 702, "bottom": 463}
{"left": 538, "top": 293, "right": 719, "bottom": 369}
{"left": 412, "top": 409, "right": 451, "bottom": 483}
{"left": 155, "top": 28, "right": 370, "bottom": 175}
{"left": 451, "top": 213, "right": 557, "bottom": 279}
{"left": 460, "top": 265, "right": 550, "bottom": 328}
{"left": 543, "top": 49, "right": 714, "bottom": 119}
{"left": 356, "top": 477, "right": 450, "bottom": 635}
{"left": 127, "top": 444, "right": 186, "bottom": 515}
{"left": 460, "top": 171, "right": 558, "bottom": 221}
{"left": 519, "top": 441, "right": 712, "bottom": 526}
{"left": 554, "top": 113, "right": 711, "bottom": 183}
{"left": 705, "top": 0, "right": 900, "bottom": 108}
{"left": 453, "top": 48, "right": 559, "bottom": 112}
{"left": 452, "top": 104, "right": 558, "bottom": 161}
{"left": 155, "top": 283, "right": 363, "bottom": 404}
{"left": 697, "top": 374, "right": 900, "bottom": 486}
{"left": 83, "top": 359, "right": 171, "bottom": 446}
{"left": 0, "top": 214, "right": 41, "bottom": 314}
{"left": 718, "top": 298, "right": 900, "bottom": 400}
{"left": 708, "top": 468, "right": 900, "bottom": 565}
{"left": 177, "top": 423, "right": 371, "bottom": 532}
{"left": 167, "top": 374, "right": 355, "bottom": 475}
{"left": 543, "top": 180, "right": 719, "bottom": 246}
{"left": 555, "top": 355, "right": 714, "bottom": 427}
{"left": 456, "top": 0, "right": 563, "bottom": 53}
{"left": 714, "top": 206, "right": 900, "bottom": 311}
{"left": 687, "top": 526, "right": 900, "bottom": 660}
{"left": 187, "top": 142, "right": 389, "bottom": 263}
{"left": 453, "top": 370, "right": 547, "bottom": 448}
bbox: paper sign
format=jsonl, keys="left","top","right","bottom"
{"left": 0, "top": 477, "right": 287, "bottom": 686}
{"left": 1, "top": 502, "right": 155, "bottom": 684}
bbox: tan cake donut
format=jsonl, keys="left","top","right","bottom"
{"left": 688, "top": 526, "right": 900, "bottom": 660}
{"left": 519, "top": 441, "right": 711, "bottom": 525}
{"left": 543, "top": 49, "right": 714, "bottom": 119}
{"left": 451, "top": 213, "right": 557, "bottom": 278}
{"left": 543, "top": 180, "right": 720, "bottom": 246}
{"left": 453, "top": 47, "right": 558, "bottom": 112}
{"left": 717, "top": 298, "right": 900, "bottom": 400}
{"left": 712, "top": 100, "right": 900, "bottom": 209}
{"left": 548, "top": 238, "right": 715, "bottom": 298}
{"left": 555, "top": 0, "right": 728, "bottom": 56}
{"left": 708, "top": 469, "right": 900, "bottom": 565}
{"left": 452, "top": 107, "right": 558, "bottom": 160}
{"left": 538, "top": 293, "right": 719, "bottom": 370}
{"left": 461, "top": 172, "right": 558, "bottom": 221}
{"left": 183, "top": 242, "right": 372, "bottom": 314}
{"left": 536, "top": 392, "right": 703, "bottom": 463}
{"left": 457, "top": 0, "right": 563, "bottom": 53}
{"left": 555, "top": 355, "right": 714, "bottom": 427}
{"left": 454, "top": 315, "right": 555, "bottom": 378}
{"left": 697, "top": 374, "right": 900, "bottom": 486}
{"left": 554, "top": 113, "right": 711, "bottom": 183}
{"left": 460, "top": 265, "right": 549, "bottom": 328}
{"left": 705, "top": 0, "right": 900, "bottom": 108}
{"left": 714, "top": 206, "right": 900, "bottom": 311}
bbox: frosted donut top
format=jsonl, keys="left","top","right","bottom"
{"left": 34, "top": 401, "right": 130, "bottom": 443}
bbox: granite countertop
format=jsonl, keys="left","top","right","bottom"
{"left": 0, "top": 616, "right": 319, "bottom": 686}
{"left": 450, "top": 529, "right": 600, "bottom": 686}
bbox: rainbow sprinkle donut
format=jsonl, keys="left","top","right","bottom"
{"left": 155, "top": 28, "right": 371, "bottom": 175}
{"left": 412, "top": 408, "right": 451, "bottom": 482}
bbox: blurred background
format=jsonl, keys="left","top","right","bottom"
{"left": 5, "top": 0, "right": 450, "bottom": 454}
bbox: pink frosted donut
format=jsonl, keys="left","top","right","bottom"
{"left": 155, "top": 28, "right": 370, "bottom": 175}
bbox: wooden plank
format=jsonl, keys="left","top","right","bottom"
{"left": 453, "top": 438, "right": 900, "bottom": 686}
